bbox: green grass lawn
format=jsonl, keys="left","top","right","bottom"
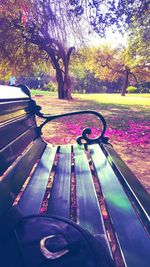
{"left": 31, "top": 90, "right": 150, "bottom": 107}
{"left": 32, "top": 90, "right": 150, "bottom": 130}
{"left": 74, "top": 93, "right": 150, "bottom": 107}
{"left": 31, "top": 90, "right": 150, "bottom": 126}
{"left": 30, "top": 89, "right": 56, "bottom": 96}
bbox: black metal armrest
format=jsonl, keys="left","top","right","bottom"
{"left": 29, "top": 99, "right": 109, "bottom": 145}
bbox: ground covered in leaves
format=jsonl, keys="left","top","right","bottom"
{"left": 33, "top": 94, "right": 150, "bottom": 193}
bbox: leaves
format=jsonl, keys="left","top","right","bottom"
{"left": 107, "top": 120, "right": 150, "bottom": 147}
{"left": 69, "top": 0, "right": 149, "bottom": 36}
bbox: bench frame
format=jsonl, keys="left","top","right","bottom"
{"left": 0, "top": 85, "right": 150, "bottom": 267}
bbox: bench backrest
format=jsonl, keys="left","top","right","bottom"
{"left": 0, "top": 85, "right": 46, "bottom": 215}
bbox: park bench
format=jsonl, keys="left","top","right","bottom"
{"left": 0, "top": 85, "right": 150, "bottom": 267}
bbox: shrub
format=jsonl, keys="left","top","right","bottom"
{"left": 42, "top": 81, "right": 57, "bottom": 92}
{"left": 127, "top": 86, "right": 138, "bottom": 93}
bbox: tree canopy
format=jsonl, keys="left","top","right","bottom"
{"left": 69, "top": 0, "right": 149, "bottom": 36}
{"left": 0, "top": 0, "right": 84, "bottom": 99}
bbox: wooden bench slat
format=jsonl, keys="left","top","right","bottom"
{"left": 0, "top": 115, "right": 35, "bottom": 150}
{"left": 0, "top": 138, "right": 45, "bottom": 215}
{"left": 47, "top": 146, "right": 71, "bottom": 218}
{"left": 90, "top": 144, "right": 150, "bottom": 267}
{"left": 103, "top": 144, "right": 150, "bottom": 219}
{"left": 73, "top": 144, "right": 106, "bottom": 236}
{"left": 18, "top": 145, "right": 57, "bottom": 216}
{"left": 0, "top": 126, "right": 38, "bottom": 175}
{"left": 0, "top": 100, "right": 30, "bottom": 123}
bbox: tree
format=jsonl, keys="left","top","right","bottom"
{"left": 88, "top": 45, "right": 146, "bottom": 96}
{"left": 71, "top": 41, "right": 149, "bottom": 95}
{"left": 69, "top": 0, "right": 150, "bottom": 95}
{"left": 70, "top": 48, "right": 105, "bottom": 93}
{"left": 0, "top": 0, "right": 83, "bottom": 99}
{"left": 127, "top": 8, "right": 150, "bottom": 90}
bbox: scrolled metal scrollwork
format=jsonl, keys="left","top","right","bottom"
{"left": 76, "top": 127, "right": 109, "bottom": 145}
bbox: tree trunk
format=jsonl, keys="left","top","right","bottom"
{"left": 63, "top": 47, "right": 75, "bottom": 100}
{"left": 56, "top": 65, "right": 71, "bottom": 100}
{"left": 46, "top": 48, "right": 66, "bottom": 100}
{"left": 63, "top": 66, "right": 72, "bottom": 100}
{"left": 46, "top": 44, "right": 75, "bottom": 100}
{"left": 121, "top": 67, "right": 129, "bottom": 96}
{"left": 55, "top": 66, "right": 65, "bottom": 99}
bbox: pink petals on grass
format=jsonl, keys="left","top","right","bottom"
{"left": 106, "top": 120, "right": 150, "bottom": 147}
{"left": 44, "top": 118, "right": 150, "bottom": 148}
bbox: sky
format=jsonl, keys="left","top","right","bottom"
{"left": 68, "top": 13, "right": 127, "bottom": 49}
{"left": 87, "top": 30, "right": 127, "bottom": 48}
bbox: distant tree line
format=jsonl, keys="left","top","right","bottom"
{"left": 73, "top": 70, "right": 150, "bottom": 94}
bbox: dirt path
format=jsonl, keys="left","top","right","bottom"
{"left": 33, "top": 95, "right": 150, "bottom": 193}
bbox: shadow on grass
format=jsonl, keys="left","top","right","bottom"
{"left": 52, "top": 97, "right": 150, "bottom": 129}
{"left": 33, "top": 94, "right": 150, "bottom": 130}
